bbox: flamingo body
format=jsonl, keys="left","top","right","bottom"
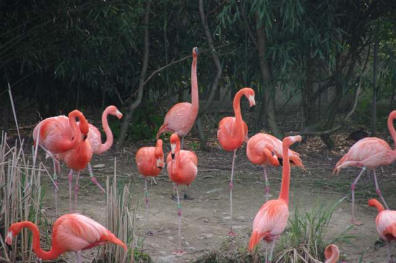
{"left": 246, "top": 133, "right": 279, "bottom": 166}
{"left": 57, "top": 140, "right": 92, "bottom": 171}
{"left": 217, "top": 117, "right": 248, "bottom": 151}
{"left": 5, "top": 213, "right": 126, "bottom": 261}
{"left": 166, "top": 150, "right": 198, "bottom": 185}
{"left": 157, "top": 48, "right": 199, "bottom": 139}
{"left": 136, "top": 139, "right": 164, "bottom": 177}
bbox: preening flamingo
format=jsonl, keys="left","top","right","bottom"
{"left": 166, "top": 133, "right": 198, "bottom": 255}
{"left": 217, "top": 87, "right": 255, "bottom": 235}
{"left": 136, "top": 139, "right": 164, "bottom": 234}
{"left": 157, "top": 47, "right": 199, "bottom": 147}
{"left": 333, "top": 110, "right": 396, "bottom": 225}
{"left": 247, "top": 133, "right": 304, "bottom": 200}
{"left": 368, "top": 198, "right": 396, "bottom": 263}
{"left": 56, "top": 110, "right": 92, "bottom": 211}
{"left": 324, "top": 244, "right": 340, "bottom": 263}
{"left": 248, "top": 135, "right": 302, "bottom": 263}
{"left": 5, "top": 213, "right": 127, "bottom": 263}
{"left": 82, "top": 105, "right": 123, "bottom": 193}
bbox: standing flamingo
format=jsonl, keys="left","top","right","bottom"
{"left": 368, "top": 198, "right": 396, "bottom": 263}
{"left": 135, "top": 139, "right": 164, "bottom": 234}
{"left": 324, "top": 244, "right": 340, "bottom": 263}
{"left": 248, "top": 135, "right": 302, "bottom": 263}
{"left": 56, "top": 110, "right": 92, "bottom": 211}
{"left": 5, "top": 213, "right": 127, "bottom": 263}
{"left": 166, "top": 133, "right": 198, "bottom": 255}
{"left": 247, "top": 133, "right": 304, "bottom": 200}
{"left": 217, "top": 87, "right": 255, "bottom": 235}
{"left": 80, "top": 105, "right": 123, "bottom": 193}
{"left": 157, "top": 47, "right": 199, "bottom": 148}
{"left": 333, "top": 110, "right": 396, "bottom": 225}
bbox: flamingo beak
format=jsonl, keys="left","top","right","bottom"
{"left": 5, "top": 231, "right": 13, "bottom": 245}
{"left": 249, "top": 95, "right": 256, "bottom": 107}
{"left": 82, "top": 134, "right": 88, "bottom": 141}
{"left": 156, "top": 158, "right": 164, "bottom": 169}
{"left": 171, "top": 143, "right": 176, "bottom": 159}
{"left": 116, "top": 110, "right": 123, "bottom": 119}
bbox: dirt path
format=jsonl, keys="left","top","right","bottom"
{"left": 41, "top": 142, "right": 396, "bottom": 263}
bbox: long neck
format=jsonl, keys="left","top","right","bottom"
{"left": 68, "top": 111, "right": 82, "bottom": 148}
{"left": 233, "top": 90, "right": 245, "bottom": 128}
{"left": 279, "top": 140, "right": 291, "bottom": 204}
{"left": 98, "top": 107, "right": 114, "bottom": 153}
{"left": 19, "top": 222, "right": 61, "bottom": 260}
{"left": 388, "top": 111, "right": 396, "bottom": 149}
{"left": 191, "top": 54, "right": 199, "bottom": 113}
{"left": 371, "top": 199, "right": 385, "bottom": 212}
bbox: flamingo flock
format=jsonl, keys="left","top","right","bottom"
{"left": 5, "top": 46, "right": 396, "bottom": 262}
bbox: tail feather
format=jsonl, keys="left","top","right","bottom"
{"left": 106, "top": 233, "right": 127, "bottom": 252}
{"left": 248, "top": 231, "right": 262, "bottom": 252}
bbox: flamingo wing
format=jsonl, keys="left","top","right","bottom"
{"left": 162, "top": 102, "right": 193, "bottom": 136}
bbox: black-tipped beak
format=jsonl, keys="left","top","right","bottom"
{"left": 82, "top": 134, "right": 88, "bottom": 141}
{"left": 157, "top": 166, "right": 163, "bottom": 169}
{"left": 171, "top": 153, "right": 175, "bottom": 159}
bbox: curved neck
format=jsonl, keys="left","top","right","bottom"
{"left": 68, "top": 111, "right": 82, "bottom": 148}
{"left": 98, "top": 107, "right": 114, "bottom": 153}
{"left": 388, "top": 111, "right": 396, "bottom": 149}
{"left": 18, "top": 222, "right": 61, "bottom": 260}
{"left": 233, "top": 90, "right": 246, "bottom": 128}
{"left": 279, "top": 139, "right": 291, "bottom": 204}
{"left": 191, "top": 53, "right": 199, "bottom": 112}
{"left": 371, "top": 199, "right": 385, "bottom": 212}
{"left": 171, "top": 139, "right": 181, "bottom": 174}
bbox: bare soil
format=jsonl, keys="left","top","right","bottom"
{"left": 37, "top": 135, "right": 396, "bottom": 263}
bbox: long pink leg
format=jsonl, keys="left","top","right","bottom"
{"left": 263, "top": 166, "right": 271, "bottom": 201}
{"left": 351, "top": 167, "right": 365, "bottom": 225}
{"left": 76, "top": 251, "right": 82, "bottom": 263}
{"left": 268, "top": 241, "right": 275, "bottom": 263}
{"left": 387, "top": 241, "right": 392, "bottom": 263}
{"left": 68, "top": 169, "right": 73, "bottom": 212}
{"left": 88, "top": 163, "right": 105, "bottom": 193}
{"left": 52, "top": 158, "right": 59, "bottom": 216}
{"left": 144, "top": 177, "right": 153, "bottom": 236}
{"left": 373, "top": 169, "right": 389, "bottom": 209}
{"left": 174, "top": 185, "right": 184, "bottom": 255}
{"left": 74, "top": 171, "right": 80, "bottom": 210}
{"left": 229, "top": 149, "right": 237, "bottom": 236}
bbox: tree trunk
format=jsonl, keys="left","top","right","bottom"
{"left": 255, "top": 15, "right": 282, "bottom": 137}
{"left": 117, "top": 0, "right": 151, "bottom": 148}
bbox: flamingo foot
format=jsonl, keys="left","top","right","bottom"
{"left": 351, "top": 219, "right": 363, "bottom": 226}
{"left": 228, "top": 230, "right": 237, "bottom": 237}
{"left": 173, "top": 249, "right": 185, "bottom": 256}
{"left": 90, "top": 177, "right": 105, "bottom": 193}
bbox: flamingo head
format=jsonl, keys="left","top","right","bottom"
{"left": 170, "top": 133, "right": 180, "bottom": 159}
{"left": 70, "top": 110, "right": 89, "bottom": 137}
{"left": 242, "top": 87, "right": 255, "bottom": 107}
{"left": 107, "top": 105, "right": 123, "bottom": 119}
{"left": 5, "top": 223, "right": 23, "bottom": 245}
{"left": 155, "top": 139, "right": 164, "bottom": 169}
{"left": 193, "top": 47, "right": 199, "bottom": 58}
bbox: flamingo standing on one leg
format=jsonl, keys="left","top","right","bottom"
{"left": 56, "top": 110, "right": 92, "bottom": 211}
{"left": 166, "top": 133, "right": 197, "bottom": 255}
{"left": 333, "top": 110, "right": 396, "bottom": 225}
{"left": 368, "top": 198, "right": 396, "bottom": 263}
{"left": 33, "top": 110, "right": 90, "bottom": 214}
{"left": 217, "top": 87, "right": 255, "bottom": 235}
{"left": 5, "top": 213, "right": 127, "bottom": 263}
{"left": 247, "top": 133, "right": 304, "bottom": 199}
{"left": 248, "top": 135, "right": 302, "bottom": 263}
{"left": 324, "top": 244, "right": 340, "bottom": 263}
{"left": 135, "top": 139, "right": 164, "bottom": 234}
{"left": 80, "top": 105, "right": 123, "bottom": 193}
{"left": 156, "top": 47, "right": 199, "bottom": 148}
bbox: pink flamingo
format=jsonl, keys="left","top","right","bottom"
{"left": 135, "top": 139, "right": 164, "bottom": 234}
{"left": 368, "top": 198, "right": 396, "bottom": 263}
{"left": 248, "top": 135, "right": 302, "bottom": 263}
{"left": 80, "top": 105, "right": 123, "bottom": 193}
{"left": 217, "top": 87, "right": 255, "bottom": 235}
{"left": 166, "top": 133, "right": 198, "bottom": 255}
{"left": 5, "top": 213, "right": 127, "bottom": 263}
{"left": 324, "top": 244, "right": 340, "bottom": 263}
{"left": 56, "top": 110, "right": 92, "bottom": 211}
{"left": 333, "top": 110, "right": 396, "bottom": 225}
{"left": 157, "top": 47, "right": 199, "bottom": 147}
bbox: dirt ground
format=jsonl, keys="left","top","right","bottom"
{"left": 37, "top": 135, "right": 396, "bottom": 263}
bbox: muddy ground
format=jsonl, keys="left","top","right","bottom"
{"left": 36, "top": 135, "right": 396, "bottom": 263}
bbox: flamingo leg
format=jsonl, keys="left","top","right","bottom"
{"left": 229, "top": 149, "right": 237, "bottom": 236}
{"left": 387, "top": 241, "right": 392, "bottom": 263}
{"left": 68, "top": 169, "right": 73, "bottom": 212}
{"left": 263, "top": 166, "right": 271, "bottom": 201}
{"left": 181, "top": 136, "right": 184, "bottom": 149}
{"left": 88, "top": 163, "right": 105, "bottom": 193}
{"left": 74, "top": 171, "right": 80, "bottom": 211}
{"left": 268, "top": 241, "right": 275, "bottom": 263}
{"left": 264, "top": 242, "right": 268, "bottom": 263}
{"left": 175, "top": 185, "right": 184, "bottom": 255}
{"left": 144, "top": 177, "right": 153, "bottom": 236}
{"left": 76, "top": 251, "right": 82, "bottom": 263}
{"left": 373, "top": 169, "right": 389, "bottom": 209}
{"left": 351, "top": 167, "right": 366, "bottom": 225}
{"left": 52, "top": 158, "right": 59, "bottom": 216}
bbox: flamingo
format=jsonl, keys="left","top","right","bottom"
{"left": 324, "top": 244, "right": 340, "bottom": 263}
{"left": 157, "top": 47, "right": 199, "bottom": 148}
{"left": 80, "top": 105, "right": 123, "bottom": 193}
{"left": 368, "top": 198, "right": 396, "bottom": 263}
{"left": 248, "top": 135, "right": 302, "bottom": 263}
{"left": 5, "top": 213, "right": 127, "bottom": 263}
{"left": 56, "top": 110, "right": 92, "bottom": 211}
{"left": 247, "top": 133, "right": 304, "bottom": 200}
{"left": 135, "top": 139, "right": 164, "bottom": 234}
{"left": 333, "top": 110, "right": 396, "bottom": 225}
{"left": 166, "top": 133, "right": 198, "bottom": 255}
{"left": 217, "top": 87, "right": 255, "bottom": 235}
